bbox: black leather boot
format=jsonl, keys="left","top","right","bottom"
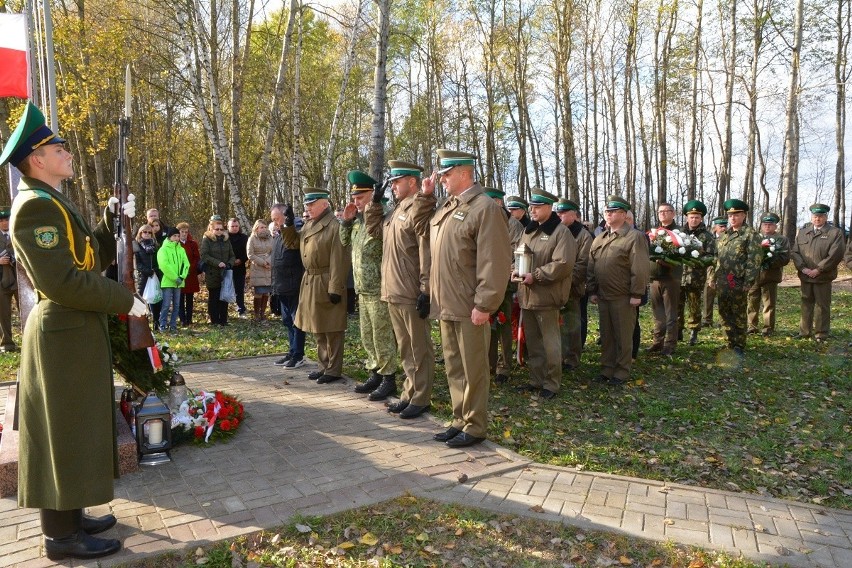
{"left": 369, "top": 375, "right": 397, "bottom": 401}
{"left": 81, "top": 512, "right": 117, "bottom": 534}
{"left": 354, "top": 370, "right": 382, "bottom": 394}
{"left": 42, "top": 509, "right": 121, "bottom": 561}
{"left": 689, "top": 329, "right": 699, "bottom": 345}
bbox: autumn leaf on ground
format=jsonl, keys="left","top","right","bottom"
{"left": 359, "top": 533, "right": 379, "bottom": 546}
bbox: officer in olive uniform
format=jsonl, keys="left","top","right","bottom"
{"left": 2, "top": 102, "right": 147, "bottom": 560}
{"left": 281, "top": 188, "right": 351, "bottom": 382}
{"left": 702, "top": 216, "right": 727, "bottom": 327}
{"left": 556, "top": 198, "right": 591, "bottom": 370}
{"left": 506, "top": 195, "right": 530, "bottom": 227}
{"left": 648, "top": 201, "right": 682, "bottom": 355}
{"left": 341, "top": 171, "right": 399, "bottom": 399}
{"left": 0, "top": 207, "right": 18, "bottom": 352}
{"left": 587, "top": 196, "right": 649, "bottom": 385}
{"left": 708, "top": 199, "right": 763, "bottom": 356}
{"left": 426, "top": 149, "right": 511, "bottom": 447}
{"left": 746, "top": 212, "right": 790, "bottom": 336}
{"left": 513, "top": 188, "right": 575, "bottom": 399}
{"left": 790, "top": 203, "right": 846, "bottom": 341}
{"left": 677, "top": 200, "right": 715, "bottom": 345}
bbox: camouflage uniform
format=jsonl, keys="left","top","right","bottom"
{"left": 340, "top": 212, "right": 398, "bottom": 375}
{"left": 747, "top": 233, "right": 790, "bottom": 334}
{"left": 678, "top": 223, "right": 715, "bottom": 333}
{"left": 709, "top": 225, "right": 763, "bottom": 350}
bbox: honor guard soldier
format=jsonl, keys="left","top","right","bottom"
{"left": 341, "top": 171, "right": 399, "bottom": 400}
{"left": 678, "top": 200, "right": 715, "bottom": 345}
{"left": 708, "top": 199, "right": 763, "bottom": 357}
{"left": 556, "top": 198, "right": 592, "bottom": 370}
{"left": 513, "top": 188, "right": 575, "bottom": 399}
{"left": 747, "top": 212, "right": 790, "bottom": 336}
{"left": 426, "top": 149, "right": 511, "bottom": 446}
{"left": 3, "top": 102, "right": 146, "bottom": 560}
{"left": 790, "top": 203, "right": 846, "bottom": 342}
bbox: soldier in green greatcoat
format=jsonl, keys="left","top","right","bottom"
{"left": 2, "top": 102, "right": 147, "bottom": 560}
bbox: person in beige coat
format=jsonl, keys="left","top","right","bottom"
{"left": 426, "top": 149, "right": 511, "bottom": 448}
{"left": 247, "top": 219, "right": 273, "bottom": 321}
{"left": 513, "top": 188, "right": 575, "bottom": 399}
{"left": 282, "top": 188, "right": 351, "bottom": 381}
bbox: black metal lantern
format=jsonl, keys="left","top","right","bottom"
{"left": 135, "top": 391, "right": 173, "bottom": 465}
{"left": 513, "top": 243, "right": 534, "bottom": 281}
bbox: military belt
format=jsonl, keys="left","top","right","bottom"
{"left": 305, "top": 268, "right": 329, "bottom": 275}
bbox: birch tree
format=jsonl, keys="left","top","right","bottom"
{"left": 781, "top": 0, "right": 804, "bottom": 238}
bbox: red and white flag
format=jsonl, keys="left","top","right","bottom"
{"left": 0, "top": 13, "right": 30, "bottom": 99}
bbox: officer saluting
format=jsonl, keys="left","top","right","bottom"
{"left": 2, "top": 102, "right": 146, "bottom": 561}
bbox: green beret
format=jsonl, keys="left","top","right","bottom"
{"left": 436, "top": 149, "right": 476, "bottom": 173}
{"left": 483, "top": 187, "right": 505, "bottom": 200}
{"left": 505, "top": 196, "right": 528, "bottom": 211}
{"left": 682, "top": 199, "right": 707, "bottom": 216}
{"left": 529, "top": 187, "right": 558, "bottom": 205}
{"left": 387, "top": 160, "right": 424, "bottom": 181}
{"left": 809, "top": 203, "right": 830, "bottom": 214}
{"left": 303, "top": 187, "right": 330, "bottom": 204}
{"left": 711, "top": 216, "right": 728, "bottom": 226}
{"left": 555, "top": 198, "right": 579, "bottom": 213}
{"left": 760, "top": 212, "right": 780, "bottom": 224}
{"left": 723, "top": 198, "right": 749, "bottom": 213}
{"left": 604, "top": 195, "right": 631, "bottom": 211}
{"left": 0, "top": 102, "right": 67, "bottom": 168}
{"left": 347, "top": 170, "right": 377, "bottom": 194}
{"left": 0, "top": 208, "right": 10, "bottom": 220}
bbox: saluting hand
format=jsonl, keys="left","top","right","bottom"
{"left": 343, "top": 202, "right": 358, "bottom": 221}
{"left": 422, "top": 171, "right": 437, "bottom": 195}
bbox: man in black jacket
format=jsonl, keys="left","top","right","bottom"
{"left": 270, "top": 204, "right": 306, "bottom": 368}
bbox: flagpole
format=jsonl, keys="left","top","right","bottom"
{"left": 40, "top": 0, "right": 58, "bottom": 130}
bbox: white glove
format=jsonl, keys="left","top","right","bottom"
{"left": 128, "top": 296, "right": 148, "bottom": 317}
{"left": 123, "top": 194, "right": 136, "bottom": 219}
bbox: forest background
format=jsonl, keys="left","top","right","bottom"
{"left": 1, "top": 0, "right": 851, "bottom": 237}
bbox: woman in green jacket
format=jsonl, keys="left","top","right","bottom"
{"left": 157, "top": 227, "right": 190, "bottom": 331}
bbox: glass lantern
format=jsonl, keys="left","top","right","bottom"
{"left": 513, "top": 243, "right": 533, "bottom": 281}
{"left": 135, "top": 391, "right": 173, "bottom": 466}
{"left": 167, "top": 372, "right": 188, "bottom": 413}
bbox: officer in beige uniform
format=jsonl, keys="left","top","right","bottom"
{"left": 426, "top": 149, "right": 511, "bottom": 447}
{"left": 790, "top": 203, "right": 846, "bottom": 342}
{"left": 365, "top": 161, "right": 437, "bottom": 418}
{"left": 587, "top": 196, "right": 649, "bottom": 385}
{"left": 281, "top": 188, "right": 350, "bottom": 382}
{"left": 513, "top": 189, "right": 575, "bottom": 399}
{"left": 556, "top": 198, "right": 592, "bottom": 370}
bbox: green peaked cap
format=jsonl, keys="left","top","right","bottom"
{"left": 0, "top": 102, "right": 67, "bottom": 167}
{"left": 347, "top": 170, "right": 377, "bottom": 193}
{"left": 682, "top": 199, "right": 707, "bottom": 216}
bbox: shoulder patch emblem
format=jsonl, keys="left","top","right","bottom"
{"left": 34, "top": 226, "right": 59, "bottom": 249}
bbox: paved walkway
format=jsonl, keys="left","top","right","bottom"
{"left": 0, "top": 356, "right": 849, "bottom": 567}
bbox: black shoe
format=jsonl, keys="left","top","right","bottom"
{"left": 446, "top": 431, "right": 485, "bottom": 448}
{"left": 514, "top": 383, "right": 538, "bottom": 392}
{"left": 747, "top": 328, "right": 759, "bottom": 335}
{"left": 677, "top": 329, "right": 684, "bottom": 341}
{"left": 433, "top": 427, "right": 461, "bottom": 442}
{"left": 561, "top": 362, "right": 575, "bottom": 372}
{"left": 316, "top": 374, "right": 342, "bottom": 384}
{"left": 646, "top": 343, "right": 663, "bottom": 353}
{"left": 387, "top": 400, "right": 409, "bottom": 414}
{"left": 355, "top": 372, "right": 382, "bottom": 394}
{"left": 661, "top": 347, "right": 674, "bottom": 357}
{"left": 274, "top": 354, "right": 292, "bottom": 366}
{"left": 81, "top": 513, "right": 117, "bottom": 535}
{"left": 689, "top": 330, "right": 699, "bottom": 345}
{"left": 539, "top": 389, "right": 557, "bottom": 400}
{"left": 399, "top": 404, "right": 430, "bottom": 419}
{"left": 45, "top": 532, "right": 122, "bottom": 561}
{"left": 494, "top": 373, "right": 509, "bottom": 385}
{"left": 368, "top": 376, "right": 397, "bottom": 401}
{"left": 308, "top": 370, "right": 324, "bottom": 381}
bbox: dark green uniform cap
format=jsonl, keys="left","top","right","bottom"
{"left": 387, "top": 160, "right": 424, "bottom": 181}
{"left": 555, "top": 198, "right": 580, "bottom": 213}
{"left": 505, "top": 196, "right": 528, "bottom": 211}
{"left": 760, "top": 212, "right": 780, "bottom": 224}
{"left": 809, "top": 203, "right": 830, "bottom": 214}
{"left": 711, "top": 216, "right": 728, "bottom": 226}
{"left": 529, "top": 187, "right": 558, "bottom": 205}
{"left": 347, "top": 170, "right": 377, "bottom": 194}
{"left": 0, "top": 102, "right": 67, "bottom": 168}
{"left": 436, "top": 149, "right": 476, "bottom": 174}
{"left": 303, "top": 187, "right": 330, "bottom": 204}
{"left": 0, "top": 207, "right": 10, "bottom": 220}
{"left": 723, "top": 198, "right": 749, "bottom": 213}
{"left": 604, "top": 195, "right": 631, "bottom": 211}
{"left": 483, "top": 187, "right": 505, "bottom": 200}
{"left": 682, "top": 199, "right": 707, "bottom": 216}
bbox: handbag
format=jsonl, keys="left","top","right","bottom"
{"left": 219, "top": 268, "right": 237, "bottom": 303}
{"left": 142, "top": 274, "right": 162, "bottom": 304}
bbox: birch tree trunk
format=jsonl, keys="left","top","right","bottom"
{"left": 686, "top": 0, "right": 703, "bottom": 200}
{"left": 368, "top": 0, "right": 390, "bottom": 179}
{"left": 717, "top": 0, "right": 736, "bottom": 207}
{"left": 834, "top": 0, "right": 850, "bottom": 228}
{"left": 781, "top": 0, "right": 803, "bottom": 238}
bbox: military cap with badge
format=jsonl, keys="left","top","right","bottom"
{"left": 528, "top": 187, "right": 558, "bottom": 206}
{"left": 760, "top": 212, "right": 780, "bottom": 224}
{"left": 555, "top": 198, "right": 580, "bottom": 213}
{"left": 604, "top": 195, "right": 631, "bottom": 211}
{"left": 683, "top": 199, "right": 707, "bottom": 216}
{"left": 506, "top": 196, "right": 529, "bottom": 211}
{"left": 0, "top": 102, "right": 67, "bottom": 168}
{"left": 723, "top": 198, "right": 749, "bottom": 213}
{"left": 347, "top": 170, "right": 378, "bottom": 194}
{"left": 809, "top": 203, "right": 830, "bottom": 215}
{"left": 436, "top": 149, "right": 476, "bottom": 174}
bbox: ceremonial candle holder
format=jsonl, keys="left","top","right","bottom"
{"left": 167, "top": 372, "right": 188, "bottom": 413}
{"left": 513, "top": 243, "right": 533, "bottom": 282}
{"left": 135, "top": 391, "right": 173, "bottom": 466}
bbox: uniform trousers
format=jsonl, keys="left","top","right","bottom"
{"left": 315, "top": 330, "right": 345, "bottom": 377}
{"left": 440, "top": 319, "right": 490, "bottom": 438}
{"left": 747, "top": 282, "right": 778, "bottom": 332}
{"left": 559, "top": 296, "right": 583, "bottom": 368}
{"left": 718, "top": 285, "right": 748, "bottom": 349}
{"left": 388, "top": 302, "right": 434, "bottom": 406}
{"left": 598, "top": 296, "right": 635, "bottom": 381}
{"left": 358, "top": 294, "right": 398, "bottom": 375}
{"left": 0, "top": 289, "right": 17, "bottom": 349}
{"left": 702, "top": 270, "right": 716, "bottom": 326}
{"left": 179, "top": 292, "right": 195, "bottom": 325}
{"left": 488, "top": 290, "right": 513, "bottom": 376}
{"left": 650, "top": 277, "right": 680, "bottom": 348}
{"left": 678, "top": 285, "right": 704, "bottom": 332}
{"left": 522, "top": 308, "right": 562, "bottom": 392}
{"left": 799, "top": 281, "right": 833, "bottom": 339}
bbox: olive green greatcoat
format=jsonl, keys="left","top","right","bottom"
{"left": 11, "top": 177, "right": 134, "bottom": 510}
{"left": 283, "top": 207, "right": 350, "bottom": 333}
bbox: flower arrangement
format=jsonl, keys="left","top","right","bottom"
{"left": 489, "top": 310, "right": 507, "bottom": 330}
{"left": 647, "top": 228, "right": 711, "bottom": 267}
{"left": 109, "top": 315, "right": 176, "bottom": 395}
{"left": 760, "top": 237, "right": 786, "bottom": 269}
{"left": 172, "top": 389, "right": 245, "bottom": 444}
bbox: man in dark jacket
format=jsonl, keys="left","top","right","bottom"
{"left": 228, "top": 218, "right": 249, "bottom": 317}
{"left": 270, "top": 203, "right": 306, "bottom": 368}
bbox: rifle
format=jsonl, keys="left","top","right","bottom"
{"left": 114, "top": 66, "right": 155, "bottom": 351}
